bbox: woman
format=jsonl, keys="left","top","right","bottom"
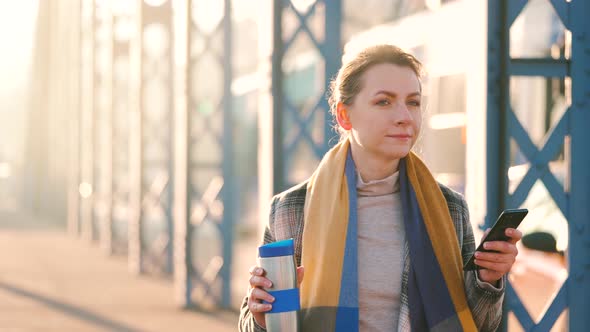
{"left": 239, "top": 44, "right": 521, "bottom": 332}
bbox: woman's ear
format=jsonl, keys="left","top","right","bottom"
{"left": 336, "top": 102, "right": 352, "bottom": 131}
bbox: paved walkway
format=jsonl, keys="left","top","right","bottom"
{"left": 0, "top": 210, "right": 239, "bottom": 332}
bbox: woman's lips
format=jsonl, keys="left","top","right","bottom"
{"left": 386, "top": 134, "right": 412, "bottom": 140}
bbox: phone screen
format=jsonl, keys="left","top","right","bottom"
{"left": 463, "top": 208, "right": 528, "bottom": 271}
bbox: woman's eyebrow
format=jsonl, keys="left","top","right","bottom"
{"left": 373, "top": 90, "right": 421, "bottom": 98}
{"left": 373, "top": 90, "right": 396, "bottom": 97}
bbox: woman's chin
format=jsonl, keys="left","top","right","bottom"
{"left": 378, "top": 147, "right": 411, "bottom": 160}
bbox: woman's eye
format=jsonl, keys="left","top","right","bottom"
{"left": 376, "top": 99, "right": 390, "bottom": 106}
{"left": 408, "top": 100, "right": 421, "bottom": 107}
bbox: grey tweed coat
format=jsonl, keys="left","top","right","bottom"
{"left": 239, "top": 181, "right": 505, "bottom": 332}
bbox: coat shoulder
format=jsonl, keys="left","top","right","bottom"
{"left": 437, "top": 182, "right": 467, "bottom": 208}
{"left": 271, "top": 181, "right": 308, "bottom": 209}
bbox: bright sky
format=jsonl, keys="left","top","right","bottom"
{"left": 0, "top": 0, "right": 38, "bottom": 92}
{"left": 0, "top": 0, "right": 38, "bottom": 162}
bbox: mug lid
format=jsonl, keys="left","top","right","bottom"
{"left": 258, "top": 238, "right": 294, "bottom": 258}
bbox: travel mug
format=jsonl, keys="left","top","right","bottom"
{"left": 258, "top": 238, "right": 300, "bottom": 332}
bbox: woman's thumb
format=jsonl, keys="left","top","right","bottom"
{"left": 296, "top": 266, "right": 304, "bottom": 287}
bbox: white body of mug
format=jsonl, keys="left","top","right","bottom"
{"left": 258, "top": 238, "right": 300, "bottom": 332}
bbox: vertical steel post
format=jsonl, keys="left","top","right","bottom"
{"left": 128, "top": 0, "right": 143, "bottom": 274}
{"left": 487, "top": 0, "right": 590, "bottom": 330}
{"left": 271, "top": 0, "right": 284, "bottom": 194}
{"left": 273, "top": 0, "right": 342, "bottom": 191}
{"left": 80, "top": 0, "right": 96, "bottom": 243}
{"left": 68, "top": 1, "right": 82, "bottom": 236}
{"left": 568, "top": 0, "right": 590, "bottom": 329}
{"left": 172, "top": 0, "right": 191, "bottom": 307}
{"left": 220, "top": 0, "right": 235, "bottom": 308}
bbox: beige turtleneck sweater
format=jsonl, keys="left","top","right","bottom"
{"left": 356, "top": 171, "right": 404, "bottom": 332}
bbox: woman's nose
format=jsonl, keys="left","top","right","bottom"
{"left": 392, "top": 102, "right": 412, "bottom": 125}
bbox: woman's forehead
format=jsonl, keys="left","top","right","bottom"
{"left": 360, "top": 64, "right": 421, "bottom": 95}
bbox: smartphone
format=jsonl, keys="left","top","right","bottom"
{"left": 463, "top": 208, "right": 528, "bottom": 271}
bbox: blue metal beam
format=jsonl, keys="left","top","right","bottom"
{"left": 181, "top": 0, "right": 235, "bottom": 309}
{"left": 486, "top": 0, "right": 510, "bottom": 236}
{"left": 533, "top": 278, "right": 568, "bottom": 331}
{"left": 275, "top": 0, "right": 342, "bottom": 191}
{"left": 509, "top": 58, "right": 569, "bottom": 77}
{"left": 487, "top": 0, "right": 588, "bottom": 330}
{"left": 568, "top": 0, "right": 590, "bottom": 330}
{"left": 506, "top": 281, "right": 535, "bottom": 331}
{"left": 272, "top": 0, "right": 285, "bottom": 193}
{"left": 219, "top": 0, "right": 234, "bottom": 309}
{"left": 507, "top": 278, "right": 569, "bottom": 332}
{"left": 548, "top": 0, "right": 570, "bottom": 30}
{"left": 508, "top": 109, "right": 538, "bottom": 162}
{"left": 137, "top": 1, "right": 175, "bottom": 275}
{"left": 283, "top": 98, "right": 324, "bottom": 157}
{"left": 323, "top": 0, "right": 342, "bottom": 150}
{"left": 540, "top": 169, "right": 567, "bottom": 215}
{"left": 128, "top": 0, "right": 143, "bottom": 275}
{"left": 508, "top": 165, "right": 538, "bottom": 208}
{"left": 507, "top": 0, "right": 528, "bottom": 27}
{"left": 535, "top": 108, "right": 569, "bottom": 166}
{"left": 284, "top": 1, "right": 323, "bottom": 56}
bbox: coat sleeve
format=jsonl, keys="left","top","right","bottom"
{"left": 238, "top": 196, "right": 278, "bottom": 332}
{"left": 459, "top": 196, "right": 506, "bottom": 332}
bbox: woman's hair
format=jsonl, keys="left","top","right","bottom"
{"left": 327, "top": 44, "right": 424, "bottom": 138}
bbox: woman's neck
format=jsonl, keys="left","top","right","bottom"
{"left": 349, "top": 140, "right": 400, "bottom": 182}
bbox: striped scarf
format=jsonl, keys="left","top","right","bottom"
{"left": 300, "top": 140, "right": 476, "bottom": 331}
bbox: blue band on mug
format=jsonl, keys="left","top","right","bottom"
{"left": 258, "top": 238, "right": 295, "bottom": 258}
{"left": 263, "top": 288, "right": 300, "bottom": 313}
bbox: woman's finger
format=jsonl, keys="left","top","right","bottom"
{"left": 249, "top": 275, "right": 273, "bottom": 288}
{"left": 296, "top": 266, "right": 304, "bottom": 288}
{"left": 474, "top": 251, "right": 515, "bottom": 264}
{"left": 478, "top": 269, "right": 503, "bottom": 282}
{"left": 505, "top": 228, "right": 523, "bottom": 244}
{"left": 474, "top": 259, "right": 511, "bottom": 273}
{"left": 250, "top": 287, "right": 275, "bottom": 303}
{"left": 249, "top": 265, "right": 265, "bottom": 276}
{"left": 483, "top": 241, "right": 518, "bottom": 255}
{"left": 248, "top": 297, "right": 272, "bottom": 313}
{"left": 248, "top": 287, "right": 274, "bottom": 313}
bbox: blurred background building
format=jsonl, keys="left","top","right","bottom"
{"left": 1, "top": 0, "right": 589, "bottom": 331}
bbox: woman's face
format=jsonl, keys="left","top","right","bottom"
{"left": 345, "top": 63, "right": 422, "bottom": 161}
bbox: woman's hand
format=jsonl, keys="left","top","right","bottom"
{"left": 474, "top": 228, "right": 523, "bottom": 285}
{"left": 247, "top": 265, "right": 304, "bottom": 328}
